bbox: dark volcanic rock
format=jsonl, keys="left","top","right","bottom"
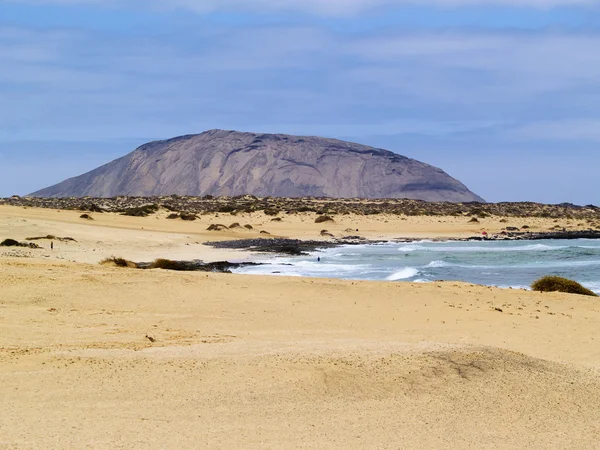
{"left": 525, "top": 231, "right": 600, "bottom": 240}
{"left": 30, "top": 129, "right": 483, "bottom": 202}
{"left": 207, "top": 238, "right": 341, "bottom": 256}
{"left": 136, "top": 259, "right": 261, "bottom": 273}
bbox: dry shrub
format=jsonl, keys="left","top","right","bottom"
{"left": 207, "top": 224, "right": 228, "bottom": 231}
{"left": 315, "top": 215, "right": 334, "bottom": 224}
{"left": 100, "top": 256, "right": 138, "bottom": 268}
{"left": 150, "top": 259, "right": 187, "bottom": 270}
{"left": 26, "top": 235, "right": 57, "bottom": 241}
{"left": 120, "top": 204, "right": 159, "bottom": 217}
{"left": 180, "top": 213, "right": 197, "bottom": 221}
{"left": 1, "top": 238, "right": 21, "bottom": 247}
{"left": 531, "top": 276, "right": 597, "bottom": 297}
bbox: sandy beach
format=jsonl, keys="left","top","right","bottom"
{"left": 1, "top": 205, "right": 600, "bottom": 448}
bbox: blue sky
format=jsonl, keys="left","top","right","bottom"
{"left": 1, "top": 1, "right": 600, "bottom": 203}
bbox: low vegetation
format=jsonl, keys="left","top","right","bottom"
{"left": 166, "top": 212, "right": 197, "bottom": 221}
{"left": 207, "top": 224, "right": 228, "bottom": 231}
{"left": 315, "top": 215, "right": 334, "bottom": 224}
{"left": 120, "top": 204, "right": 159, "bottom": 217}
{"left": 1, "top": 238, "right": 41, "bottom": 249}
{"left": 180, "top": 213, "right": 197, "bottom": 221}
{"left": 100, "top": 256, "right": 139, "bottom": 268}
{"left": 100, "top": 257, "right": 258, "bottom": 273}
{"left": 26, "top": 235, "right": 76, "bottom": 242}
{"left": 3, "top": 195, "right": 600, "bottom": 221}
{"left": 531, "top": 276, "right": 598, "bottom": 297}
{"left": 1, "top": 238, "right": 21, "bottom": 247}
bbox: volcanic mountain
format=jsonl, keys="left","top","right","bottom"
{"left": 31, "top": 130, "right": 484, "bottom": 202}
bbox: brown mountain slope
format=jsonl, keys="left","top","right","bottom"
{"left": 31, "top": 130, "right": 484, "bottom": 202}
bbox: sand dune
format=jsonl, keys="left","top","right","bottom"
{"left": 1, "top": 206, "right": 600, "bottom": 448}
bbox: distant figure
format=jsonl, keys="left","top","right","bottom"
{"left": 50, "top": 241, "right": 54, "bottom": 250}
{"left": 317, "top": 257, "right": 321, "bottom": 262}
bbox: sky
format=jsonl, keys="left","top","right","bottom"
{"left": 1, "top": 1, "right": 600, "bottom": 203}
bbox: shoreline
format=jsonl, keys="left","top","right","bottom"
{"left": 2, "top": 203, "right": 600, "bottom": 267}
{"left": 205, "top": 230, "right": 600, "bottom": 256}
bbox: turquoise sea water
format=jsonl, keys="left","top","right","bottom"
{"left": 234, "top": 239, "right": 600, "bottom": 294}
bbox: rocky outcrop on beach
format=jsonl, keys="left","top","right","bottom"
{"left": 30, "top": 129, "right": 483, "bottom": 202}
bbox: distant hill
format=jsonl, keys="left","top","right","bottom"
{"left": 31, "top": 129, "right": 484, "bottom": 202}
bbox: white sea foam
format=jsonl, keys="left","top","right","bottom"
{"left": 397, "top": 245, "right": 419, "bottom": 253}
{"left": 425, "top": 259, "right": 600, "bottom": 270}
{"left": 583, "top": 281, "right": 600, "bottom": 294}
{"left": 386, "top": 267, "right": 419, "bottom": 281}
{"left": 234, "top": 239, "right": 600, "bottom": 291}
{"left": 400, "top": 243, "right": 572, "bottom": 253}
{"left": 427, "top": 260, "right": 452, "bottom": 268}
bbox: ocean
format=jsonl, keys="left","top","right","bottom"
{"left": 233, "top": 239, "right": 600, "bottom": 294}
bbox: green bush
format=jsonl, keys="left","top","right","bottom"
{"left": 531, "top": 276, "right": 598, "bottom": 297}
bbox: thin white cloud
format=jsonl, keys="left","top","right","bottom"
{"left": 1, "top": 0, "right": 598, "bottom": 15}
{"left": 2, "top": 22, "right": 600, "bottom": 144}
{"left": 508, "top": 119, "right": 600, "bottom": 141}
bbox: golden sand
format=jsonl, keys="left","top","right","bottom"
{"left": 1, "top": 205, "right": 599, "bottom": 448}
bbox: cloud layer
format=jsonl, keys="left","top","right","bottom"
{"left": 2, "top": 0, "right": 599, "bottom": 15}
{"left": 1, "top": 1, "right": 599, "bottom": 202}
{"left": 2, "top": 23, "right": 599, "bottom": 141}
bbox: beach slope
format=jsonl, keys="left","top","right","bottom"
{"left": 1, "top": 255, "right": 600, "bottom": 448}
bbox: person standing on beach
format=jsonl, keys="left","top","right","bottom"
{"left": 50, "top": 241, "right": 54, "bottom": 250}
